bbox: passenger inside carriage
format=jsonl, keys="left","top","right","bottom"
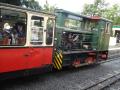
{"left": 0, "top": 8, "right": 27, "bottom": 46}
{"left": 14, "top": 22, "right": 26, "bottom": 45}
{"left": 2, "top": 22, "right": 26, "bottom": 45}
{"left": 2, "top": 22, "right": 12, "bottom": 45}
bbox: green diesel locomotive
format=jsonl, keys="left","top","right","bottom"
{"left": 53, "top": 9, "right": 112, "bottom": 69}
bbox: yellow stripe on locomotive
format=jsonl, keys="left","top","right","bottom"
{"left": 53, "top": 50, "right": 63, "bottom": 70}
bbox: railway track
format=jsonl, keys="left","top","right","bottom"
{"left": 78, "top": 55, "right": 120, "bottom": 90}
{"left": 81, "top": 69, "right": 120, "bottom": 90}
{"left": 103, "top": 79, "right": 120, "bottom": 90}
{"left": 98, "top": 56, "right": 120, "bottom": 64}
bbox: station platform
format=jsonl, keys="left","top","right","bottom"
{"left": 109, "top": 43, "right": 120, "bottom": 50}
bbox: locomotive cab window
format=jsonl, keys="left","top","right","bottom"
{"left": 30, "top": 16, "right": 44, "bottom": 45}
{"left": 64, "top": 15, "right": 83, "bottom": 30}
{"left": 64, "top": 18, "right": 82, "bottom": 30}
{"left": 46, "top": 18, "right": 54, "bottom": 45}
{"left": 0, "top": 9, "right": 27, "bottom": 46}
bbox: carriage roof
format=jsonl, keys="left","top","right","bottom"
{"left": 0, "top": 3, "right": 56, "bottom": 18}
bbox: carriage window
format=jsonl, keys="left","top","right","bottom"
{"left": 46, "top": 18, "right": 54, "bottom": 45}
{"left": 0, "top": 9, "right": 26, "bottom": 46}
{"left": 30, "top": 16, "right": 44, "bottom": 45}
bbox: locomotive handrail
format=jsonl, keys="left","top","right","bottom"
{"left": 63, "top": 50, "right": 96, "bottom": 54}
{"left": 56, "top": 26, "right": 92, "bottom": 34}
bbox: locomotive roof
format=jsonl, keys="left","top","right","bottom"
{"left": 55, "top": 9, "right": 112, "bottom": 22}
{"left": 55, "top": 9, "right": 90, "bottom": 19}
{"left": 90, "top": 16, "right": 112, "bottom": 22}
{"left": 0, "top": 3, "right": 56, "bottom": 17}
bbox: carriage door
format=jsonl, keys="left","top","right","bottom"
{"left": 26, "top": 15, "right": 45, "bottom": 69}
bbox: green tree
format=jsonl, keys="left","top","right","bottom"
{"left": 0, "top": 0, "right": 21, "bottom": 6}
{"left": 82, "top": 0, "right": 120, "bottom": 25}
{"left": 0, "top": 0, "right": 41, "bottom": 10}
{"left": 82, "top": 0, "right": 108, "bottom": 16}
{"left": 104, "top": 4, "right": 120, "bottom": 25}
{"left": 43, "top": 0, "right": 57, "bottom": 13}
{"left": 22, "top": 0, "right": 41, "bottom": 10}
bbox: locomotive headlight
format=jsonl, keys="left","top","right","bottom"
{"left": 54, "top": 48, "right": 57, "bottom": 51}
{"left": 92, "top": 28, "right": 98, "bottom": 31}
{"left": 54, "top": 38, "right": 57, "bottom": 41}
{"left": 63, "top": 31, "right": 66, "bottom": 34}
